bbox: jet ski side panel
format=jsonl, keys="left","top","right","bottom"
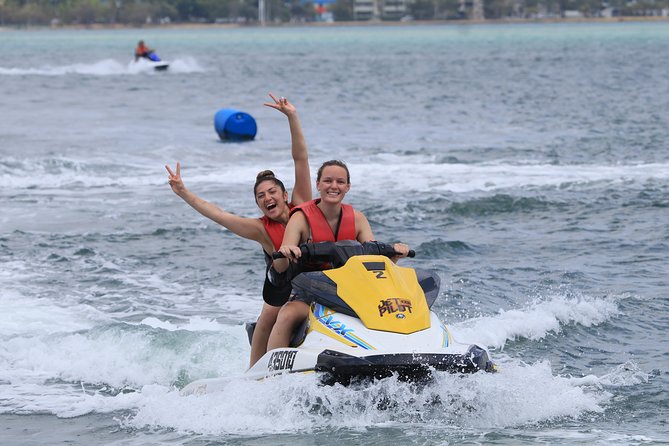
{"left": 244, "top": 347, "right": 322, "bottom": 381}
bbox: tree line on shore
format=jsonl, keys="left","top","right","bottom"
{"left": 1, "top": 0, "right": 667, "bottom": 26}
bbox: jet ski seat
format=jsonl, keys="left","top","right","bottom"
{"left": 244, "top": 318, "right": 309, "bottom": 348}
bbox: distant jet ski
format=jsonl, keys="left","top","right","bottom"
{"left": 146, "top": 52, "right": 169, "bottom": 71}
{"left": 133, "top": 52, "right": 169, "bottom": 71}
{"left": 180, "top": 240, "right": 496, "bottom": 396}
{"left": 143, "top": 52, "right": 169, "bottom": 71}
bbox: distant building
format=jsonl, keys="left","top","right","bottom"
{"left": 350, "top": 0, "right": 489, "bottom": 20}
{"left": 563, "top": 9, "right": 584, "bottom": 17}
{"left": 459, "top": 0, "right": 485, "bottom": 20}
{"left": 382, "top": 0, "right": 411, "bottom": 19}
{"left": 600, "top": 6, "right": 619, "bottom": 17}
{"left": 353, "top": 0, "right": 379, "bottom": 20}
{"left": 353, "top": 0, "right": 412, "bottom": 20}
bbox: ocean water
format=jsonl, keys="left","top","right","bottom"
{"left": 1, "top": 22, "right": 668, "bottom": 445}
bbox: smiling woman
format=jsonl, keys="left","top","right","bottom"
{"left": 165, "top": 93, "right": 311, "bottom": 367}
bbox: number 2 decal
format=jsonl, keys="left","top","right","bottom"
{"left": 373, "top": 270, "right": 386, "bottom": 279}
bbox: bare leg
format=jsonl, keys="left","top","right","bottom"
{"left": 266, "top": 301, "right": 310, "bottom": 351}
{"left": 249, "top": 303, "right": 280, "bottom": 368}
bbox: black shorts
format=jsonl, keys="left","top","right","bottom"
{"left": 262, "top": 276, "right": 291, "bottom": 307}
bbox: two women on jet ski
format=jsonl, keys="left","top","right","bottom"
{"left": 166, "top": 93, "right": 312, "bottom": 367}
{"left": 266, "top": 159, "right": 411, "bottom": 352}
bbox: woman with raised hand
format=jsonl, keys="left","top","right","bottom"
{"left": 266, "top": 159, "right": 410, "bottom": 351}
{"left": 165, "top": 93, "right": 311, "bottom": 367}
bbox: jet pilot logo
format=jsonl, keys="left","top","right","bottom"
{"left": 378, "top": 298, "right": 413, "bottom": 317}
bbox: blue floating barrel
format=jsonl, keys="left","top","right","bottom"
{"left": 214, "top": 108, "right": 257, "bottom": 141}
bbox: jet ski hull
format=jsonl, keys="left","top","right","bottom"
{"left": 131, "top": 58, "right": 169, "bottom": 71}
{"left": 315, "top": 346, "right": 495, "bottom": 385}
{"left": 180, "top": 344, "right": 493, "bottom": 396}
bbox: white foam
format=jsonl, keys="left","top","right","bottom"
{"left": 570, "top": 361, "right": 650, "bottom": 388}
{"left": 136, "top": 316, "right": 227, "bottom": 332}
{"left": 0, "top": 345, "right": 647, "bottom": 437}
{"left": 0, "top": 287, "right": 103, "bottom": 337}
{"left": 451, "top": 293, "right": 620, "bottom": 349}
{"left": 124, "top": 359, "right": 610, "bottom": 434}
{"left": 0, "top": 381, "right": 143, "bottom": 418}
{"left": 0, "top": 57, "right": 205, "bottom": 77}
{"left": 0, "top": 320, "right": 248, "bottom": 401}
{"left": 4, "top": 156, "right": 667, "bottom": 194}
{"left": 1, "top": 156, "right": 254, "bottom": 190}
{"left": 602, "top": 433, "right": 660, "bottom": 443}
{"left": 350, "top": 161, "right": 669, "bottom": 194}
{"left": 0, "top": 290, "right": 633, "bottom": 433}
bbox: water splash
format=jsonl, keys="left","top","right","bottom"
{"left": 0, "top": 57, "right": 205, "bottom": 77}
{"left": 451, "top": 293, "right": 620, "bottom": 350}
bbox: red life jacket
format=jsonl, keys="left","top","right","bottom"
{"left": 260, "top": 215, "right": 286, "bottom": 251}
{"left": 259, "top": 205, "right": 296, "bottom": 307}
{"left": 135, "top": 44, "right": 149, "bottom": 56}
{"left": 291, "top": 199, "right": 356, "bottom": 242}
{"left": 259, "top": 202, "right": 294, "bottom": 251}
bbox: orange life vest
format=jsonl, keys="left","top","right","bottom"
{"left": 260, "top": 203, "right": 294, "bottom": 307}
{"left": 260, "top": 215, "right": 286, "bottom": 251}
{"left": 291, "top": 199, "right": 356, "bottom": 242}
{"left": 259, "top": 202, "right": 294, "bottom": 252}
{"left": 135, "top": 44, "right": 149, "bottom": 56}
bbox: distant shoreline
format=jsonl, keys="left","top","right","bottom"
{"left": 1, "top": 15, "right": 668, "bottom": 31}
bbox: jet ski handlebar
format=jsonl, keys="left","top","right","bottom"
{"left": 272, "top": 240, "right": 414, "bottom": 268}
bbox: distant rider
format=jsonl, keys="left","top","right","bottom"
{"left": 134, "top": 40, "right": 154, "bottom": 61}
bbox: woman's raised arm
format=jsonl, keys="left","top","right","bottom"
{"left": 264, "top": 93, "right": 311, "bottom": 206}
{"left": 165, "top": 162, "right": 265, "bottom": 244}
